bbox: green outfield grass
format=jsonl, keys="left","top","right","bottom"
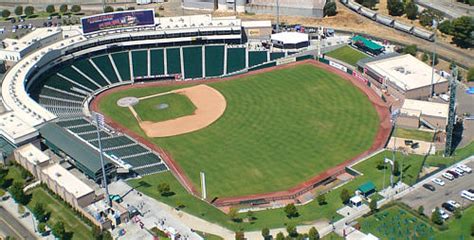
{"left": 394, "top": 128, "right": 434, "bottom": 142}
{"left": 326, "top": 46, "right": 369, "bottom": 66}
{"left": 134, "top": 93, "right": 196, "bottom": 122}
{"left": 100, "top": 64, "right": 380, "bottom": 198}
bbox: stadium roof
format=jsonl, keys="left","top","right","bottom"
{"left": 39, "top": 123, "right": 111, "bottom": 175}
{"left": 42, "top": 163, "right": 94, "bottom": 198}
{"left": 1, "top": 27, "right": 61, "bottom": 53}
{"left": 365, "top": 54, "right": 448, "bottom": 91}
{"left": 271, "top": 32, "right": 309, "bottom": 44}
{"left": 352, "top": 35, "right": 383, "bottom": 51}
{"left": 402, "top": 99, "right": 449, "bottom": 119}
{"left": 16, "top": 143, "right": 49, "bottom": 165}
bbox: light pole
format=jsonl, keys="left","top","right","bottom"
{"left": 276, "top": 0, "right": 280, "bottom": 33}
{"left": 430, "top": 20, "right": 438, "bottom": 97}
{"left": 94, "top": 112, "right": 111, "bottom": 207}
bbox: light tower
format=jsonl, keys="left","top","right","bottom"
{"left": 444, "top": 66, "right": 458, "bottom": 156}
{"left": 94, "top": 112, "right": 111, "bottom": 206}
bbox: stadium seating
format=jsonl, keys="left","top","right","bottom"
{"left": 182, "top": 46, "right": 203, "bottom": 79}
{"left": 111, "top": 52, "right": 131, "bottom": 81}
{"left": 205, "top": 45, "right": 225, "bottom": 77}
{"left": 58, "top": 67, "right": 99, "bottom": 91}
{"left": 248, "top": 50, "right": 268, "bottom": 67}
{"left": 131, "top": 50, "right": 148, "bottom": 77}
{"left": 91, "top": 55, "right": 120, "bottom": 83}
{"left": 74, "top": 59, "right": 110, "bottom": 86}
{"left": 150, "top": 49, "right": 165, "bottom": 76}
{"left": 166, "top": 48, "right": 181, "bottom": 75}
{"left": 226, "top": 47, "right": 246, "bottom": 73}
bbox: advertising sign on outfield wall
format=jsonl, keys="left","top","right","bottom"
{"left": 276, "top": 57, "right": 296, "bottom": 66}
{"left": 81, "top": 9, "right": 155, "bottom": 34}
{"left": 329, "top": 60, "right": 347, "bottom": 72}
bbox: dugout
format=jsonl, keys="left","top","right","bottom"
{"left": 271, "top": 32, "right": 309, "bottom": 50}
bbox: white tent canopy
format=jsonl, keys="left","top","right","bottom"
{"left": 271, "top": 31, "right": 309, "bottom": 44}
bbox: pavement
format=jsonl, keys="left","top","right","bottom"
{"left": 0, "top": 205, "right": 37, "bottom": 239}
{"left": 415, "top": 0, "right": 474, "bottom": 19}
{"left": 400, "top": 157, "right": 474, "bottom": 216}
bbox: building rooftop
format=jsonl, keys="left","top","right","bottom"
{"left": 156, "top": 15, "right": 240, "bottom": 30}
{"left": 16, "top": 143, "right": 49, "bottom": 165}
{"left": 241, "top": 20, "right": 272, "bottom": 28}
{"left": 249, "top": 0, "right": 326, "bottom": 9}
{"left": 366, "top": 54, "right": 448, "bottom": 91}
{"left": 271, "top": 32, "right": 309, "bottom": 44}
{"left": 1, "top": 27, "right": 61, "bottom": 52}
{"left": 42, "top": 163, "right": 94, "bottom": 198}
{"left": 352, "top": 35, "right": 383, "bottom": 51}
{"left": 402, "top": 99, "right": 449, "bottom": 119}
{"left": 0, "top": 112, "right": 38, "bottom": 144}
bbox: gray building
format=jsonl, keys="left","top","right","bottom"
{"left": 183, "top": 0, "right": 246, "bottom": 12}
{"left": 246, "top": 0, "right": 327, "bottom": 18}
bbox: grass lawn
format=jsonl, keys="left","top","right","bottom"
{"left": 194, "top": 230, "right": 224, "bottom": 240}
{"left": 6, "top": 165, "right": 26, "bottom": 185}
{"left": 359, "top": 204, "right": 474, "bottom": 240}
{"left": 394, "top": 128, "right": 434, "bottom": 142}
{"left": 26, "top": 187, "right": 93, "bottom": 240}
{"left": 321, "top": 232, "right": 344, "bottom": 240}
{"left": 133, "top": 93, "right": 196, "bottom": 122}
{"left": 128, "top": 150, "right": 425, "bottom": 231}
{"left": 101, "top": 64, "right": 380, "bottom": 198}
{"left": 326, "top": 46, "right": 369, "bottom": 66}
{"left": 425, "top": 141, "right": 474, "bottom": 167}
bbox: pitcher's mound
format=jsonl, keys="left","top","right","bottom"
{"left": 139, "top": 85, "right": 226, "bottom": 138}
{"left": 117, "top": 97, "right": 139, "bottom": 107}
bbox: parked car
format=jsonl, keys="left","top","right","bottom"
{"left": 461, "top": 190, "right": 474, "bottom": 201}
{"left": 423, "top": 183, "right": 436, "bottom": 191}
{"left": 447, "top": 170, "right": 459, "bottom": 178}
{"left": 431, "top": 178, "right": 445, "bottom": 186}
{"left": 442, "top": 172, "right": 454, "bottom": 180}
{"left": 457, "top": 164, "right": 472, "bottom": 173}
{"left": 452, "top": 168, "right": 464, "bottom": 176}
{"left": 442, "top": 202, "right": 455, "bottom": 212}
{"left": 447, "top": 200, "right": 461, "bottom": 208}
{"left": 433, "top": 208, "right": 449, "bottom": 220}
{"left": 468, "top": 189, "right": 474, "bottom": 194}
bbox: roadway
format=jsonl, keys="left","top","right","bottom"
{"left": 0, "top": 206, "right": 37, "bottom": 239}
{"left": 415, "top": 0, "right": 474, "bottom": 19}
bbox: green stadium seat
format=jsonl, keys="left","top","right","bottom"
{"left": 150, "top": 49, "right": 165, "bottom": 76}
{"left": 74, "top": 59, "right": 109, "bottom": 87}
{"left": 91, "top": 55, "right": 120, "bottom": 83}
{"left": 131, "top": 50, "right": 148, "bottom": 77}
{"left": 205, "top": 45, "right": 225, "bottom": 77}
{"left": 111, "top": 52, "right": 131, "bottom": 81}
{"left": 183, "top": 46, "right": 203, "bottom": 79}
{"left": 58, "top": 67, "right": 99, "bottom": 91}
{"left": 226, "top": 47, "right": 246, "bottom": 73}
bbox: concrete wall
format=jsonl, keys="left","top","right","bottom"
{"left": 398, "top": 115, "right": 420, "bottom": 129}
{"left": 405, "top": 81, "right": 449, "bottom": 100}
{"left": 422, "top": 115, "right": 446, "bottom": 130}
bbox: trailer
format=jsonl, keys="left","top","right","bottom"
{"left": 359, "top": 7, "right": 377, "bottom": 20}
{"left": 412, "top": 27, "right": 435, "bottom": 41}
{"left": 375, "top": 14, "right": 394, "bottom": 27}
{"left": 393, "top": 21, "right": 414, "bottom": 33}
{"left": 347, "top": 0, "right": 362, "bottom": 12}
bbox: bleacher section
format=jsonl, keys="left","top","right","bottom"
{"left": 182, "top": 46, "right": 203, "bottom": 79}
{"left": 166, "top": 48, "right": 181, "bottom": 75}
{"left": 74, "top": 59, "right": 110, "bottom": 86}
{"left": 91, "top": 55, "right": 120, "bottom": 83}
{"left": 227, "top": 47, "right": 246, "bottom": 73}
{"left": 131, "top": 50, "right": 148, "bottom": 77}
{"left": 150, "top": 49, "right": 165, "bottom": 76}
{"left": 111, "top": 52, "right": 131, "bottom": 81}
{"left": 55, "top": 118, "right": 167, "bottom": 176}
{"left": 249, "top": 51, "right": 268, "bottom": 67}
{"left": 205, "top": 45, "right": 225, "bottom": 77}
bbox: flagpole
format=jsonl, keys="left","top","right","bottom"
{"left": 95, "top": 112, "right": 111, "bottom": 207}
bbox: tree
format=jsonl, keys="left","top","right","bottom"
{"left": 46, "top": 5, "right": 55, "bottom": 13}
{"left": 228, "top": 207, "right": 240, "bottom": 222}
{"left": 438, "top": 20, "right": 453, "bottom": 35}
{"left": 324, "top": 1, "right": 337, "bottom": 17}
{"left": 276, "top": 232, "right": 285, "bottom": 240}
{"left": 418, "top": 205, "right": 424, "bottom": 216}
{"left": 24, "top": 6, "right": 34, "bottom": 16}
{"left": 157, "top": 182, "right": 171, "bottom": 196}
{"left": 9, "top": 182, "right": 27, "bottom": 205}
{"left": 340, "top": 188, "right": 351, "bottom": 204}
{"left": 317, "top": 194, "right": 326, "bottom": 205}
{"left": 419, "top": 9, "right": 443, "bottom": 27}
{"left": 284, "top": 203, "right": 299, "bottom": 218}
{"left": 356, "top": 0, "right": 377, "bottom": 9}
{"left": 453, "top": 208, "right": 462, "bottom": 219}
{"left": 32, "top": 203, "right": 47, "bottom": 222}
{"left": 246, "top": 210, "right": 255, "bottom": 221}
{"left": 430, "top": 54, "right": 439, "bottom": 66}
{"left": 308, "top": 227, "right": 320, "bottom": 240}
{"left": 0, "top": 167, "right": 7, "bottom": 188}
{"left": 286, "top": 224, "right": 298, "bottom": 237}
{"left": 393, "top": 160, "right": 400, "bottom": 176}
{"left": 471, "top": 222, "right": 474, "bottom": 236}
{"left": 421, "top": 53, "right": 429, "bottom": 62}
{"left": 387, "top": 0, "right": 404, "bottom": 16}
{"left": 405, "top": 1, "right": 418, "bottom": 20}
{"left": 14, "top": 6, "right": 23, "bottom": 16}
{"left": 127, "top": 7, "right": 136, "bottom": 10}
{"left": 2, "top": 9, "right": 11, "bottom": 18}
{"left": 261, "top": 227, "right": 270, "bottom": 240}
{"left": 451, "top": 16, "right": 474, "bottom": 48}
{"left": 38, "top": 222, "right": 46, "bottom": 234}
{"left": 104, "top": 6, "right": 114, "bottom": 13}
{"left": 71, "top": 5, "right": 81, "bottom": 13}
{"left": 468, "top": 68, "right": 474, "bottom": 82}
{"left": 59, "top": 4, "right": 68, "bottom": 13}
{"left": 52, "top": 221, "right": 66, "bottom": 239}
{"left": 403, "top": 44, "right": 417, "bottom": 56}
{"left": 431, "top": 207, "right": 443, "bottom": 225}
{"left": 235, "top": 231, "right": 244, "bottom": 240}
{"left": 116, "top": 7, "right": 124, "bottom": 11}
{"left": 369, "top": 199, "right": 377, "bottom": 213}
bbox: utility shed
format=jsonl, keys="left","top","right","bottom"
{"left": 39, "top": 123, "right": 115, "bottom": 182}
{"left": 351, "top": 35, "right": 384, "bottom": 55}
{"left": 358, "top": 181, "right": 376, "bottom": 197}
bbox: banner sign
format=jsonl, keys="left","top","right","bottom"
{"left": 81, "top": 9, "right": 155, "bottom": 34}
{"left": 352, "top": 71, "right": 368, "bottom": 83}
{"left": 276, "top": 57, "right": 296, "bottom": 66}
{"left": 329, "top": 60, "right": 347, "bottom": 72}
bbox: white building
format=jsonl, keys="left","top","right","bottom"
{"left": 0, "top": 27, "right": 63, "bottom": 62}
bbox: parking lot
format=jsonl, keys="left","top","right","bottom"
{"left": 401, "top": 159, "right": 473, "bottom": 216}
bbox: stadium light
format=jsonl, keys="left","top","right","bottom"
{"left": 94, "top": 112, "right": 111, "bottom": 207}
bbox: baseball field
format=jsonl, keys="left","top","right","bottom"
{"left": 96, "top": 63, "right": 381, "bottom": 198}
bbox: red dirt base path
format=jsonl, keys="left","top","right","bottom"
{"left": 90, "top": 59, "right": 392, "bottom": 206}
